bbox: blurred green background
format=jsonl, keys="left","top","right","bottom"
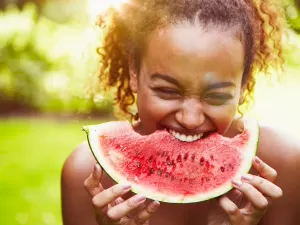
{"left": 0, "top": 0, "right": 300, "bottom": 224}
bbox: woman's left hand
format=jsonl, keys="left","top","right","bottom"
{"left": 207, "top": 156, "right": 283, "bottom": 225}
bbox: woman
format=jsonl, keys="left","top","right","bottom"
{"left": 61, "top": 0, "right": 300, "bottom": 224}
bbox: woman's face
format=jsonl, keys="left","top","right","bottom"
{"left": 129, "top": 22, "right": 245, "bottom": 139}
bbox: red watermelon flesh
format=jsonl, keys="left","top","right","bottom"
{"left": 83, "top": 119, "right": 259, "bottom": 203}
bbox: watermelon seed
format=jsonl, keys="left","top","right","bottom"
{"left": 150, "top": 168, "right": 154, "bottom": 174}
{"left": 135, "top": 151, "right": 139, "bottom": 155}
{"left": 165, "top": 172, "right": 169, "bottom": 178}
{"left": 157, "top": 169, "right": 162, "bottom": 175}
{"left": 191, "top": 154, "right": 195, "bottom": 162}
{"left": 149, "top": 156, "right": 153, "bottom": 163}
{"left": 136, "top": 162, "right": 141, "bottom": 168}
{"left": 167, "top": 157, "right": 172, "bottom": 166}
{"left": 177, "top": 155, "right": 182, "bottom": 163}
{"left": 220, "top": 166, "right": 225, "bottom": 172}
{"left": 210, "top": 155, "right": 214, "bottom": 160}
{"left": 200, "top": 157, "right": 205, "bottom": 166}
{"left": 184, "top": 153, "right": 189, "bottom": 161}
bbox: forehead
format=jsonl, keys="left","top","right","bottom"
{"left": 141, "top": 23, "right": 245, "bottom": 85}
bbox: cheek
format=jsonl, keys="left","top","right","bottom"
{"left": 137, "top": 90, "right": 177, "bottom": 121}
{"left": 207, "top": 102, "right": 239, "bottom": 134}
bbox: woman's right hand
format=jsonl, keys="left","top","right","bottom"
{"left": 84, "top": 164, "right": 160, "bottom": 225}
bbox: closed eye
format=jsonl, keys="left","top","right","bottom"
{"left": 152, "top": 87, "right": 182, "bottom": 99}
{"left": 203, "top": 94, "right": 233, "bottom": 105}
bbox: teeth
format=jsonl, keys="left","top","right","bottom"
{"left": 168, "top": 129, "right": 203, "bottom": 142}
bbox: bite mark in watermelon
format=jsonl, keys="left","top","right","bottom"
{"left": 82, "top": 118, "right": 259, "bottom": 203}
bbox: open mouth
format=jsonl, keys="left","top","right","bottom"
{"left": 168, "top": 129, "right": 203, "bottom": 142}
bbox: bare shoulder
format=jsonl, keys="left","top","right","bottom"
{"left": 62, "top": 141, "right": 96, "bottom": 183}
{"left": 257, "top": 121, "right": 300, "bottom": 167}
{"left": 256, "top": 121, "right": 300, "bottom": 224}
{"left": 61, "top": 141, "right": 114, "bottom": 189}
{"left": 61, "top": 142, "right": 114, "bottom": 225}
{"left": 62, "top": 142, "right": 96, "bottom": 180}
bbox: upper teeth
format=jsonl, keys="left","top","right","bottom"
{"left": 168, "top": 129, "right": 203, "bottom": 142}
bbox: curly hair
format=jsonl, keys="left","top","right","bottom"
{"left": 95, "top": 0, "right": 285, "bottom": 121}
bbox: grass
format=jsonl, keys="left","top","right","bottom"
{"left": 0, "top": 117, "right": 104, "bottom": 225}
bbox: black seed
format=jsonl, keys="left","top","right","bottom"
{"left": 184, "top": 153, "right": 189, "bottom": 161}
{"left": 166, "top": 157, "right": 172, "bottom": 166}
{"left": 150, "top": 168, "right": 154, "bottom": 174}
{"left": 149, "top": 156, "right": 153, "bottom": 163}
{"left": 177, "top": 155, "right": 182, "bottom": 163}
{"left": 135, "top": 151, "right": 139, "bottom": 155}
{"left": 165, "top": 172, "right": 169, "bottom": 178}
{"left": 200, "top": 157, "right": 205, "bottom": 166}
{"left": 136, "top": 162, "right": 141, "bottom": 168}
{"left": 220, "top": 166, "right": 225, "bottom": 172}
{"left": 157, "top": 169, "right": 162, "bottom": 175}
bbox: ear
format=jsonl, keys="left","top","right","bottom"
{"left": 128, "top": 57, "right": 138, "bottom": 93}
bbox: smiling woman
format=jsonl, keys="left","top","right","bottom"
{"left": 61, "top": 1, "right": 300, "bottom": 225}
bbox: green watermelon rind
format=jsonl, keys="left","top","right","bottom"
{"left": 82, "top": 118, "right": 259, "bottom": 204}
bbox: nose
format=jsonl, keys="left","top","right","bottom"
{"left": 175, "top": 98, "right": 205, "bottom": 130}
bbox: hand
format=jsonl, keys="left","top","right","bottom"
{"left": 207, "top": 156, "right": 283, "bottom": 225}
{"left": 84, "top": 164, "right": 160, "bottom": 225}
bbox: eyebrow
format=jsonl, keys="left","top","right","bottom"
{"left": 150, "top": 73, "right": 236, "bottom": 89}
{"left": 205, "top": 82, "right": 236, "bottom": 90}
{"left": 150, "top": 73, "right": 180, "bottom": 86}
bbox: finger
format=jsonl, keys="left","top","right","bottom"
{"left": 135, "top": 201, "right": 160, "bottom": 224}
{"left": 252, "top": 157, "right": 277, "bottom": 182}
{"left": 92, "top": 183, "right": 132, "bottom": 212}
{"left": 84, "top": 164, "right": 104, "bottom": 197}
{"left": 106, "top": 195, "right": 147, "bottom": 221}
{"left": 241, "top": 174, "right": 283, "bottom": 199}
{"left": 232, "top": 178, "right": 269, "bottom": 211}
{"left": 219, "top": 195, "right": 243, "bottom": 224}
{"left": 225, "top": 189, "right": 243, "bottom": 206}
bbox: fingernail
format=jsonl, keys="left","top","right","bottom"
{"left": 232, "top": 178, "right": 243, "bottom": 187}
{"left": 242, "top": 174, "right": 253, "bottom": 181}
{"left": 93, "top": 164, "right": 98, "bottom": 172}
{"left": 254, "top": 156, "right": 261, "bottom": 164}
{"left": 150, "top": 201, "right": 160, "bottom": 211}
{"left": 121, "top": 184, "right": 132, "bottom": 191}
{"left": 134, "top": 195, "right": 146, "bottom": 203}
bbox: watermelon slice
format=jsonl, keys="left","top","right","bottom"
{"left": 82, "top": 118, "right": 259, "bottom": 203}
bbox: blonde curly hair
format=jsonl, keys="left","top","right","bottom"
{"left": 95, "top": 0, "right": 285, "bottom": 121}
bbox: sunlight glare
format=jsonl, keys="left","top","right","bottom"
{"left": 87, "top": 0, "right": 128, "bottom": 22}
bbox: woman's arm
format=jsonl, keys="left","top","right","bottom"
{"left": 257, "top": 124, "right": 300, "bottom": 225}
{"left": 61, "top": 142, "right": 98, "bottom": 225}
